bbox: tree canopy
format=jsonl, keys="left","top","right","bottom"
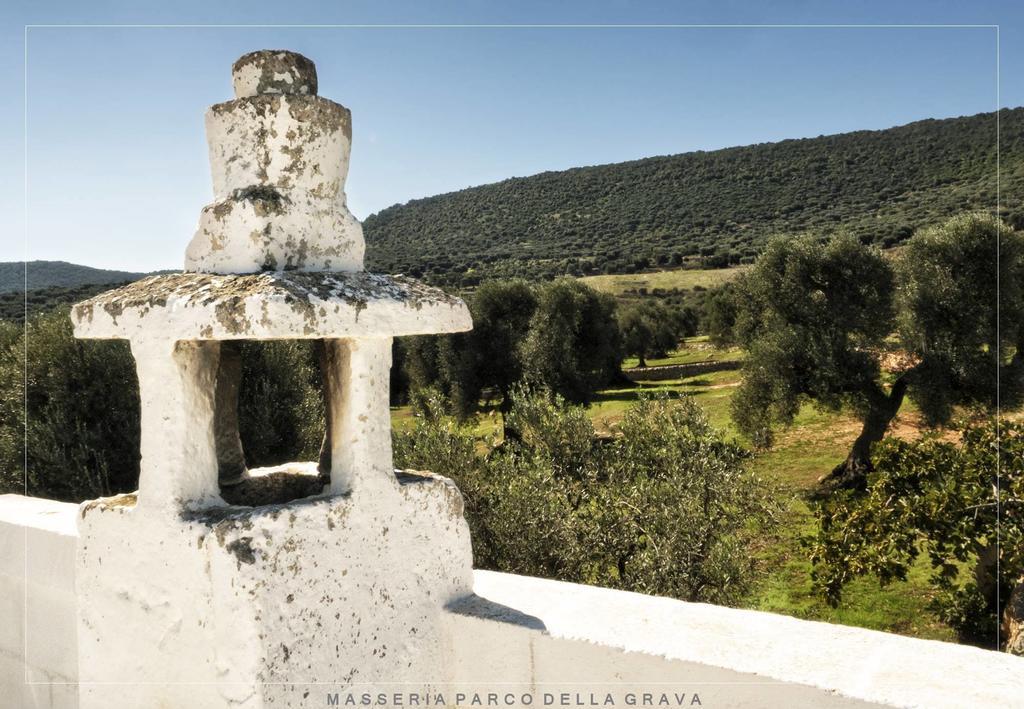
{"left": 520, "top": 279, "right": 623, "bottom": 404}
{"left": 729, "top": 231, "right": 895, "bottom": 451}
{"left": 619, "top": 300, "right": 691, "bottom": 367}
{"left": 402, "top": 279, "right": 539, "bottom": 418}
{"left": 896, "top": 213, "right": 1024, "bottom": 421}
{"left": 726, "top": 213, "right": 1023, "bottom": 485}
{"left": 402, "top": 278, "right": 623, "bottom": 430}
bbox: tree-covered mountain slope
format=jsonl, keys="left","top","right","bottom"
{"left": 0, "top": 261, "right": 149, "bottom": 293}
{"left": 364, "top": 108, "right": 1023, "bottom": 286}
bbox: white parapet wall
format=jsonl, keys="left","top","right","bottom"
{"left": 448, "top": 571, "right": 1024, "bottom": 708}
{"left": 0, "top": 495, "right": 79, "bottom": 709}
{"left": 2, "top": 493, "right": 1024, "bottom": 709}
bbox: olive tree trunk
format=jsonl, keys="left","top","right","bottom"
{"left": 976, "top": 544, "right": 1024, "bottom": 655}
{"left": 827, "top": 373, "right": 910, "bottom": 488}
{"left": 499, "top": 388, "right": 521, "bottom": 445}
{"left": 1004, "top": 575, "right": 1024, "bottom": 656}
{"left": 315, "top": 340, "right": 332, "bottom": 475}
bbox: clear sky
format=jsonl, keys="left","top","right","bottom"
{"left": 1, "top": 0, "right": 1021, "bottom": 271}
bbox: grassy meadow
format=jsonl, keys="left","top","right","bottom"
{"left": 579, "top": 265, "right": 747, "bottom": 297}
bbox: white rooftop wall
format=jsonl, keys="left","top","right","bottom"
{"left": 3, "top": 494, "right": 1023, "bottom": 708}
{"left": 0, "top": 495, "right": 78, "bottom": 709}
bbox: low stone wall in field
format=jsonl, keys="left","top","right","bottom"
{"left": 624, "top": 359, "right": 741, "bottom": 381}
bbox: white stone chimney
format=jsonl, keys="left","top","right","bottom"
{"left": 67, "top": 50, "right": 475, "bottom": 708}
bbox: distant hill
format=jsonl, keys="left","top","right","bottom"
{"left": 0, "top": 261, "right": 150, "bottom": 293}
{"left": 0, "top": 281, "right": 140, "bottom": 323}
{"left": 364, "top": 108, "right": 1024, "bottom": 286}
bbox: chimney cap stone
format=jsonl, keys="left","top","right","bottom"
{"left": 231, "top": 50, "right": 318, "bottom": 98}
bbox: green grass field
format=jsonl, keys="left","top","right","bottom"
{"left": 579, "top": 265, "right": 747, "bottom": 296}
{"left": 622, "top": 336, "right": 745, "bottom": 369}
{"left": 391, "top": 337, "right": 973, "bottom": 644}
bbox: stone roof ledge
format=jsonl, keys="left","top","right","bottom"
{"left": 71, "top": 270, "right": 470, "bottom": 341}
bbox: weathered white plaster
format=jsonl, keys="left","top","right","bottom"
{"left": 323, "top": 337, "right": 395, "bottom": 496}
{"left": 75, "top": 474, "right": 473, "bottom": 709}
{"left": 188, "top": 191, "right": 364, "bottom": 274}
{"left": 203, "top": 95, "right": 350, "bottom": 204}
{"left": 231, "top": 50, "right": 318, "bottom": 99}
{"left": 61, "top": 49, "right": 480, "bottom": 709}
{"left": 130, "top": 339, "right": 221, "bottom": 510}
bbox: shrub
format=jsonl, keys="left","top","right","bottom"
{"left": 237, "top": 340, "right": 324, "bottom": 466}
{"left": 0, "top": 311, "right": 326, "bottom": 501}
{"left": 810, "top": 420, "right": 1024, "bottom": 652}
{"left": 0, "top": 312, "right": 140, "bottom": 501}
{"left": 394, "top": 388, "right": 779, "bottom": 604}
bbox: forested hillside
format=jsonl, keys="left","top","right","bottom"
{"left": 0, "top": 261, "right": 148, "bottom": 293}
{"left": 364, "top": 108, "right": 1023, "bottom": 286}
{"left": 0, "top": 282, "right": 135, "bottom": 322}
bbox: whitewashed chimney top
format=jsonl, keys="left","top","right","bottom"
{"left": 231, "top": 49, "right": 319, "bottom": 98}
{"left": 185, "top": 49, "right": 363, "bottom": 274}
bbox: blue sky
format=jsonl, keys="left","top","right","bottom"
{"left": 1, "top": 1, "right": 1021, "bottom": 272}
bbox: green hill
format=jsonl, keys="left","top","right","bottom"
{"left": 0, "top": 261, "right": 149, "bottom": 293}
{"left": 0, "top": 281, "right": 140, "bottom": 323}
{"left": 364, "top": 108, "right": 1023, "bottom": 286}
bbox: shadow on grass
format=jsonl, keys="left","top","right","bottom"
{"left": 592, "top": 386, "right": 672, "bottom": 405}
{"left": 591, "top": 379, "right": 719, "bottom": 405}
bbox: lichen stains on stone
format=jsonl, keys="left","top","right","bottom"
{"left": 211, "top": 200, "right": 234, "bottom": 220}
{"left": 80, "top": 491, "right": 138, "bottom": 519}
{"left": 74, "top": 302, "right": 94, "bottom": 323}
{"left": 261, "top": 252, "right": 279, "bottom": 272}
{"left": 102, "top": 300, "right": 125, "bottom": 325}
{"left": 232, "top": 50, "right": 318, "bottom": 97}
{"left": 71, "top": 271, "right": 468, "bottom": 338}
{"left": 308, "top": 179, "right": 340, "bottom": 200}
{"left": 226, "top": 536, "right": 257, "bottom": 566}
{"left": 209, "top": 95, "right": 351, "bottom": 142}
{"left": 215, "top": 298, "right": 251, "bottom": 336}
{"left": 286, "top": 96, "right": 352, "bottom": 142}
{"left": 235, "top": 185, "right": 290, "bottom": 216}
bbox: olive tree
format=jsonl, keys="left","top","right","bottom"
{"left": 403, "top": 279, "right": 621, "bottom": 434}
{"left": 703, "top": 281, "right": 740, "bottom": 347}
{"left": 403, "top": 279, "right": 538, "bottom": 430}
{"left": 619, "top": 300, "right": 681, "bottom": 367}
{"left": 520, "top": 279, "right": 623, "bottom": 404}
{"left": 729, "top": 214, "right": 1023, "bottom": 487}
{"left": 728, "top": 231, "right": 894, "bottom": 481}
{"left": 0, "top": 312, "right": 140, "bottom": 501}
